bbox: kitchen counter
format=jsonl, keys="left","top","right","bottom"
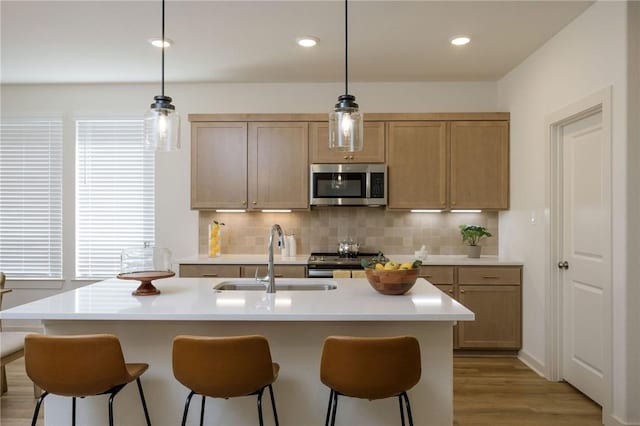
{"left": 178, "top": 253, "right": 523, "bottom": 266}
{"left": 1, "top": 277, "right": 471, "bottom": 426}
{"left": 0, "top": 277, "right": 473, "bottom": 321}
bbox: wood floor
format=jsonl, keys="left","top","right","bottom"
{"left": 1, "top": 357, "right": 601, "bottom": 425}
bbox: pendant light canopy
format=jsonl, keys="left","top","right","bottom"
{"left": 144, "top": 0, "right": 180, "bottom": 151}
{"left": 329, "top": 0, "right": 363, "bottom": 152}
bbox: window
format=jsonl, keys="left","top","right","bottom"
{"left": 0, "top": 118, "right": 63, "bottom": 278}
{"left": 76, "top": 120, "right": 154, "bottom": 278}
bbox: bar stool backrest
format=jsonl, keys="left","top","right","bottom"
{"left": 173, "top": 335, "right": 275, "bottom": 398}
{"left": 321, "top": 336, "right": 421, "bottom": 400}
{"left": 25, "top": 334, "right": 131, "bottom": 396}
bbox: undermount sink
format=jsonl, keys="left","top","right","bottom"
{"left": 214, "top": 278, "right": 338, "bottom": 292}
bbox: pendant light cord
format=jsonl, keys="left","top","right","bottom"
{"left": 161, "top": 0, "right": 165, "bottom": 97}
{"left": 344, "top": 0, "right": 349, "bottom": 96}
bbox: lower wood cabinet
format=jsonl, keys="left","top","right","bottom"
{"left": 421, "top": 265, "right": 522, "bottom": 351}
{"left": 179, "top": 264, "right": 306, "bottom": 279}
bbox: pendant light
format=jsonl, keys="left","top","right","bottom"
{"left": 329, "top": 0, "right": 363, "bottom": 152}
{"left": 144, "top": 0, "right": 180, "bottom": 151}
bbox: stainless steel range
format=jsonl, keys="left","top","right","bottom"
{"left": 307, "top": 252, "right": 385, "bottom": 278}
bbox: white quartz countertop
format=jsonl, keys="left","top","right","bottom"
{"left": 0, "top": 277, "right": 474, "bottom": 322}
{"left": 178, "top": 254, "right": 522, "bottom": 266}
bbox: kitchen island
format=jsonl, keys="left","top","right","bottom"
{"left": 1, "top": 276, "right": 473, "bottom": 426}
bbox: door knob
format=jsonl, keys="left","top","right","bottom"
{"left": 557, "top": 261, "right": 569, "bottom": 270}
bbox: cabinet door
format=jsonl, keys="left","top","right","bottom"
{"left": 240, "top": 265, "right": 307, "bottom": 278}
{"left": 309, "top": 122, "right": 385, "bottom": 163}
{"left": 179, "top": 264, "right": 241, "bottom": 278}
{"left": 450, "top": 121, "right": 509, "bottom": 209}
{"left": 386, "top": 121, "right": 448, "bottom": 209}
{"left": 191, "top": 122, "right": 247, "bottom": 209}
{"left": 248, "top": 122, "right": 309, "bottom": 209}
{"left": 457, "top": 284, "right": 521, "bottom": 349}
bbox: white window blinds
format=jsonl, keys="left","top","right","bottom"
{"left": 76, "top": 120, "right": 155, "bottom": 278}
{"left": 0, "top": 119, "right": 63, "bottom": 278}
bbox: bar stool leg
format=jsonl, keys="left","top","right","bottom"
{"left": 402, "top": 392, "right": 414, "bottom": 426}
{"left": 200, "top": 395, "right": 206, "bottom": 426}
{"left": 181, "top": 391, "right": 196, "bottom": 426}
{"left": 398, "top": 394, "right": 405, "bottom": 426}
{"left": 136, "top": 378, "right": 152, "bottom": 426}
{"left": 268, "top": 384, "right": 279, "bottom": 426}
{"left": 324, "top": 389, "right": 334, "bottom": 426}
{"left": 330, "top": 391, "right": 338, "bottom": 426}
{"left": 256, "top": 388, "right": 265, "bottom": 426}
{"left": 72, "top": 397, "right": 77, "bottom": 426}
{"left": 31, "top": 391, "right": 48, "bottom": 426}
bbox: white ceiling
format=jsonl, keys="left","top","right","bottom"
{"left": 1, "top": 1, "right": 593, "bottom": 84}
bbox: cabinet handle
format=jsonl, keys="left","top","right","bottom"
{"left": 242, "top": 200, "right": 247, "bottom": 205}
{"left": 202, "top": 274, "right": 218, "bottom": 277}
{"left": 460, "top": 289, "right": 465, "bottom": 294}
{"left": 343, "top": 156, "right": 349, "bottom": 160}
{"left": 349, "top": 156, "right": 354, "bottom": 160}
{"left": 252, "top": 201, "right": 257, "bottom": 205}
{"left": 448, "top": 290, "right": 453, "bottom": 295}
{"left": 482, "top": 276, "right": 499, "bottom": 279}
{"left": 423, "top": 275, "right": 433, "bottom": 278}
{"left": 274, "top": 274, "right": 284, "bottom": 278}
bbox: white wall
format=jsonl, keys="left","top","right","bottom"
{"left": 0, "top": 80, "right": 498, "bottom": 322}
{"left": 497, "top": 2, "right": 637, "bottom": 424}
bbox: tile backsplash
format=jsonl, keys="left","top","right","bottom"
{"left": 199, "top": 208, "right": 498, "bottom": 256}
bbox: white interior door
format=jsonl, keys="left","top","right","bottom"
{"left": 560, "top": 108, "right": 609, "bottom": 405}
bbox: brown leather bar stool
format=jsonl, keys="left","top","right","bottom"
{"left": 24, "top": 334, "right": 152, "bottom": 426}
{"left": 172, "top": 335, "right": 279, "bottom": 426}
{"left": 320, "top": 336, "right": 421, "bottom": 426}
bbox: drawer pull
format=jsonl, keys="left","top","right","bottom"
{"left": 460, "top": 289, "right": 465, "bottom": 294}
{"left": 202, "top": 274, "right": 218, "bottom": 277}
{"left": 448, "top": 290, "right": 453, "bottom": 295}
{"left": 423, "top": 275, "right": 433, "bottom": 278}
{"left": 274, "top": 274, "right": 283, "bottom": 278}
{"left": 482, "top": 276, "right": 499, "bottom": 279}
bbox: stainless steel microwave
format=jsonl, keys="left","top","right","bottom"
{"left": 310, "top": 163, "right": 387, "bottom": 206}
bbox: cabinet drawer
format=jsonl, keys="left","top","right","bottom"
{"left": 240, "top": 265, "right": 307, "bottom": 278}
{"left": 458, "top": 267, "right": 521, "bottom": 285}
{"left": 419, "top": 266, "right": 454, "bottom": 284}
{"left": 180, "top": 264, "right": 241, "bottom": 278}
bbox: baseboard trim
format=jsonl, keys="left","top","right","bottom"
{"left": 518, "top": 350, "right": 547, "bottom": 378}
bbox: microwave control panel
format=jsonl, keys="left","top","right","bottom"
{"left": 370, "top": 173, "right": 385, "bottom": 198}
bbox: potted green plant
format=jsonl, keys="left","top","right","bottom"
{"left": 459, "top": 225, "right": 492, "bottom": 258}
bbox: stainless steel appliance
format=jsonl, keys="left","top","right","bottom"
{"left": 307, "top": 252, "right": 385, "bottom": 278}
{"left": 310, "top": 163, "right": 386, "bottom": 206}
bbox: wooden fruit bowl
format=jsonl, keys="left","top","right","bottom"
{"left": 364, "top": 268, "right": 419, "bottom": 295}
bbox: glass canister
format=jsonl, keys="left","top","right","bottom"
{"left": 120, "top": 242, "right": 172, "bottom": 273}
{"left": 208, "top": 220, "right": 224, "bottom": 257}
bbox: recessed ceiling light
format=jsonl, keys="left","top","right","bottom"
{"left": 296, "top": 36, "right": 319, "bottom": 48}
{"left": 149, "top": 38, "right": 173, "bottom": 48}
{"left": 450, "top": 36, "right": 470, "bottom": 46}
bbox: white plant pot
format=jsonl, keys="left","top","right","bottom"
{"left": 467, "top": 245, "right": 481, "bottom": 258}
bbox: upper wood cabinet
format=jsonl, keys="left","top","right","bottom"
{"left": 386, "top": 120, "right": 509, "bottom": 210}
{"left": 190, "top": 121, "right": 309, "bottom": 210}
{"left": 386, "top": 121, "right": 448, "bottom": 210}
{"left": 309, "top": 121, "right": 385, "bottom": 163}
{"left": 248, "top": 122, "right": 309, "bottom": 209}
{"left": 450, "top": 121, "right": 509, "bottom": 209}
{"left": 191, "top": 122, "right": 248, "bottom": 209}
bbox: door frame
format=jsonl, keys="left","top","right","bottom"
{"left": 544, "top": 87, "right": 612, "bottom": 404}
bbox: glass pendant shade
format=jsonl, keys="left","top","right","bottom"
{"left": 329, "top": 94, "right": 363, "bottom": 152}
{"left": 144, "top": 95, "right": 180, "bottom": 151}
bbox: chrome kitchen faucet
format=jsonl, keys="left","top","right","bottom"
{"left": 257, "top": 224, "right": 286, "bottom": 294}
